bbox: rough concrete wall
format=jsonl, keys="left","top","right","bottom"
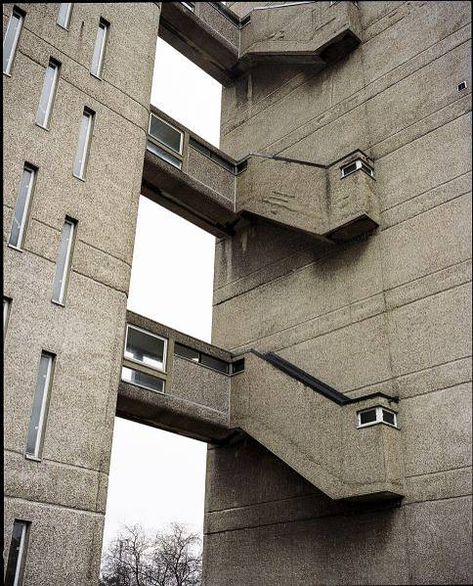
{"left": 207, "top": 2, "right": 472, "bottom": 584}
{"left": 3, "top": 3, "right": 160, "bottom": 584}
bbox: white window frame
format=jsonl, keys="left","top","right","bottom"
{"left": 57, "top": 3, "right": 73, "bottom": 30}
{"left": 90, "top": 17, "right": 109, "bottom": 79}
{"left": 73, "top": 108, "right": 94, "bottom": 180}
{"left": 52, "top": 218, "right": 77, "bottom": 305}
{"left": 25, "top": 352, "right": 55, "bottom": 460}
{"left": 357, "top": 406, "right": 398, "bottom": 429}
{"left": 36, "top": 58, "right": 60, "bottom": 129}
{"left": 8, "top": 164, "right": 36, "bottom": 251}
{"left": 3, "top": 7, "right": 24, "bottom": 76}
{"left": 124, "top": 324, "right": 168, "bottom": 373}
{"left": 340, "top": 159, "right": 374, "bottom": 179}
{"left": 148, "top": 114, "right": 184, "bottom": 155}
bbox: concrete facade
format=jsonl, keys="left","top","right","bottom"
{"left": 3, "top": 2, "right": 472, "bottom": 586}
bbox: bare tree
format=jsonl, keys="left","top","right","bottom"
{"left": 100, "top": 523, "right": 202, "bottom": 586}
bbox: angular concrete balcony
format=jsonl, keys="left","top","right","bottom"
{"left": 117, "top": 313, "right": 403, "bottom": 501}
{"left": 142, "top": 107, "right": 379, "bottom": 241}
{"left": 159, "top": 1, "right": 362, "bottom": 84}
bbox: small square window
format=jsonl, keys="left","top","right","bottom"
{"left": 457, "top": 81, "right": 467, "bottom": 92}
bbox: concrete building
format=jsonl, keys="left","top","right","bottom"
{"left": 3, "top": 2, "right": 472, "bottom": 585}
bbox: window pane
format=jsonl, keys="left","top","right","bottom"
{"left": 146, "top": 141, "right": 182, "bottom": 169}
{"left": 52, "top": 219, "right": 76, "bottom": 305}
{"left": 9, "top": 165, "right": 35, "bottom": 249}
{"left": 200, "top": 353, "right": 230, "bottom": 374}
{"left": 359, "top": 409, "right": 377, "bottom": 425}
{"left": 73, "top": 109, "right": 94, "bottom": 179}
{"left": 26, "top": 352, "right": 54, "bottom": 458}
{"left": 382, "top": 409, "right": 396, "bottom": 426}
{"left": 5, "top": 520, "right": 29, "bottom": 586}
{"left": 121, "top": 367, "right": 165, "bottom": 394}
{"left": 149, "top": 115, "right": 183, "bottom": 154}
{"left": 90, "top": 19, "right": 108, "bottom": 77}
{"left": 4, "top": 297, "right": 11, "bottom": 340}
{"left": 125, "top": 326, "right": 167, "bottom": 372}
{"left": 57, "top": 3, "right": 72, "bottom": 29}
{"left": 36, "top": 59, "right": 60, "bottom": 128}
{"left": 174, "top": 342, "right": 200, "bottom": 362}
{"left": 3, "top": 8, "right": 24, "bottom": 75}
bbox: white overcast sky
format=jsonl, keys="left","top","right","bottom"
{"left": 102, "top": 37, "right": 222, "bottom": 549}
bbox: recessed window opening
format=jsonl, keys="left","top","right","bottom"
{"left": 9, "top": 164, "right": 36, "bottom": 250}
{"left": 5, "top": 520, "right": 30, "bottom": 586}
{"left": 52, "top": 217, "right": 77, "bottom": 305}
{"left": 3, "top": 7, "right": 25, "bottom": 75}
{"left": 341, "top": 159, "right": 374, "bottom": 179}
{"left": 457, "top": 81, "right": 467, "bottom": 91}
{"left": 57, "top": 3, "right": 73, "bottom": 29}
{"left": 124, "top": 325, "right": 168, "bottom": 372}
{"left": 174, "top": 342, "right": 233, "bottom": 375}
{"left": 90, "top": 17, "right": 109, "bottom": 78}
{"left": 4, "top": 297, "right": 12, "bottom": 341}
{"left": 36, "top": 58, "right": 60, "bottom": 129}
{"left": 357, "top": 406, "right": 398, "bottom": 429}
{"left": 25, "top": 351, "right": 55, "bottom": 459}
{"left": 73, "top": 107, "right": 94, "bottom": 179}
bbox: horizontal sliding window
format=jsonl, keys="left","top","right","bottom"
{"left": 121, "top": 366, "right": 165, "bottom": 394}
{"left": 52, "top": 218, "right": 76, "bottom": 305}
{"left": 5, "top": 520, "right": 30, "bottom": 586}
{"left": 73, "top": 107, "right": 94, "bottom": 179}
{"left": 9, "top": 164, "right": 36, "bottom": 250}
{"left": 90, "top": 17, "right": 109, "bottom": 78}
{"left": 57, "top": 3, "right": 73, "bottom": 29}
{"left": 149, "top": 114, "right": 183, "bottom": 155}
{"left": 124, "top": 325, "right": 167, "bottom": 372}
{"left": 3, "top": 7, "right": 24, "bottom": 75}
{"left": 26, "top": 351, "right": 55, "bottom": 459}
{"left": 174, "top": 342, "right": 230, "bottom": 374}
{"left": 36, "top": 58, "right": 60, "bottom": 129}
{"left": 146, "top": 141, "right": 182, "bottom": 169}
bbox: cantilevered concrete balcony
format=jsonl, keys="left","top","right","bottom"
{"left": 159, "top": 1, "right": 362, "bottom": 84}
{"left": 141, "top": 107, "right": 379, "bottom": 241}
{"left": 117, "top": 313, "right": 403, "bottom": 501}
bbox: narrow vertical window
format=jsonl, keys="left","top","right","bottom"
{"left": 73, "top": 108, "right": 94, "bottom": 179}
{"left": 52, "top": 218, "right": 76, "bottom": 305}
{"left": 25, "top": 352, "right": 54, "bottom": 459}
{"left": 5, "top": 520, "right": 30, "bottom": 586}
{"left": 90, "top": 18, "right": 109, "bottom": 78}
{"left": 57, "top": 3, "right": 73, "bottom": 29}
{"left": 4, "top": 297, "right": 12, "bottom": 341}
{"left": 3, "top": 7, "right": 24, "bottom": 75}
{"left": 36, "top": 58, "right": 60, "bottom": 129}
{"left": 9, "top": 164, "right": 36, "bottom": 250}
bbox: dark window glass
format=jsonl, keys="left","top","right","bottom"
{"left": 149, "top": 115, "right": 182, "bottom": 154}
{"left": 174, "top": 343, "right": 200, "bottom": 362}
{"left": 231, "top": 358, "right": 245, "bottom": 374}
{"left": 200, "top": 353, "right": 230, "bottom": 374}
{"left": 382, "top": 409, "right": 396, "bottom": 425}
{"left": 125, "top": 326, "right": 167, "bottom": 372}
{"left": 121, "top": 367, "right": 165, "bottom": 394}
{"left": 359, "top": 409, "right": 377, "bottom": 425}
{"left": 147, "top": 141, "right": 182, "bottom": 169}
{"left": 5, "top": 520, "right": 29, "bottom": 586}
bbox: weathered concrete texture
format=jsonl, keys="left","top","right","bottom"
{"left": 3, "top": 3, "right": 160, "bottom": 585}
{"left": 207, "top": 1, "right": 472, "bottom": 584}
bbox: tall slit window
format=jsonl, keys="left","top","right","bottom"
{"left": 3, "top": 7, "right": 25, "bottom": 75}
{"left": 73, "top": 108, "right": 94, "bottom": 179}
{"left": 52, "top": 218, "right": 76, "bottom": 305}
{"left": 36, "top": 58, "right": 60, "bottom": 129}
{"left": 9, "top": 164, "right": 36, "bottom": 250}
{"left": 90, "top": 18, "right": 109, "bottom": 78}
{"left": 25, "top": 352, "right": 55, "bottom": 459}
{"left": 4, "top": 297, "right": 12, "bottom": 341}
{"left": 5, "top": 520, "right": 30, "bottom": 586}
{"left": 57, "top": 3, "right": 73, "bottom": 29}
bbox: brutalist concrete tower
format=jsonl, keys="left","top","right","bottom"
{"left": 3, "top": 2, "right": 472, "bottom": 586}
